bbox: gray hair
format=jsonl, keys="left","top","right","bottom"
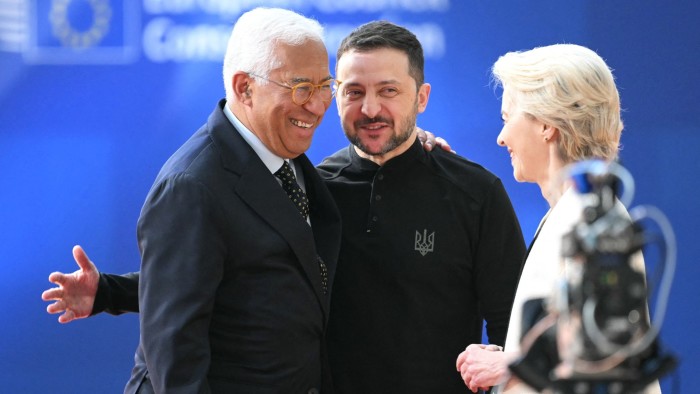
{"left": 222, "top": 8, "right": 325, "bottom": 103}
{"left": 492, "top": 44, "right": 623, "bottom": 162}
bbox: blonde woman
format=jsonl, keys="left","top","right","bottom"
{"left": 456, "top": 44, "right": 660, "bottom": 394}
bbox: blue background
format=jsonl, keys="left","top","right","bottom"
{"left": 1, "top": 1, "right": 698, "bottom": 392}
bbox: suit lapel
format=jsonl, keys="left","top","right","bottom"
{"left": 207, "top": 101, "right": 331, "bottom": 316}
{"left": 298, "top": 155, "right": 342, "bottom": 301}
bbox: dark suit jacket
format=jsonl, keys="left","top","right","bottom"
{"left": 124, "top": 100, "right": 341, "bottom": 394}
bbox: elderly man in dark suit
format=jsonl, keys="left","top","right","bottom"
{"left": 45, "top": 8, "right": 341, "bottom": 393}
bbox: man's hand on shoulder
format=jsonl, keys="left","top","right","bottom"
{"left": 416, "top": 126, "right": 454, "bottom": 153}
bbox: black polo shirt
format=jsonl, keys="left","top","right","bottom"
{"left": 317, "top": 139, "right": 526, "bottom": 394}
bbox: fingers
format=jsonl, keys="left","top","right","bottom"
{"left": 415, "top": 126, "right": 426, "bottom": 143}
{"left": 459, "top": 356, "right": 478, "bottom": 392}
{"left": 72, "top": 245, "right": 96, "bottom": 273}
{"left": 459, "top": 366, "right": 472, "bottom": 390}
{"left": 47, "top": 271, "right": 68, "bottom": 286}
{"left": 41, "top": 287, "right": 63, "bottom": 301}
{"left": 468, "top": 377, "right": 487, "bottom": 393}
{"left": 416, "top": 127, "right": 435, "bottom": 151}
{"left": 46, "top": 300, "right": 65, "bottom": 314}
{"left": 468, "top": 377, "right": 479, "bottom": 393}
{"left": 461, "top": 371, "right": 481, "bottom": 393}
{"left": 423, "top": 129, "right": 436, "bottom": 151}
{"left": 456, "top": 350, "right": 467, "bottom": 370}
{"left": 435, "top": 137, "right": 455, "bottom": 153}
{"left": 58, "top": 309, "right": 76, "bottom": 324}
{"left": 457, "top": 344, "right": 482, "bottom": 371}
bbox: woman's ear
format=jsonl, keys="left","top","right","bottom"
{"left": 543, "top": 123, "right": 558, "bottom": 142}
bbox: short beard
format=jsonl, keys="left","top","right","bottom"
{"left": 345, "top": 100, "right": 418, "bottom": 156}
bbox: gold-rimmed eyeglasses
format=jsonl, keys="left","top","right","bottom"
{"left": 247, "top": 72, "right": 335, "bottom": 105}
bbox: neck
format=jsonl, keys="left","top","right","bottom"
{"left": 354, "top": 132, "right": 417, "bottom": 166}
{"left": 537, "top": 148, "right": 569, "bottom": 208}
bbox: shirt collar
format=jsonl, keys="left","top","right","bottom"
{"left": 349, "top": 137, "right": 424, "bottom": 171}
{"left": 223, "top": 102, "right": 284, "bottom": 175}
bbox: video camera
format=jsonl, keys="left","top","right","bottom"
{"left": 509, "top": 160, "right": 677, "bottom": 394}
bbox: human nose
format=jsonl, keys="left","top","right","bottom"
{"left": 361, "top": 94, "right": 381, "bottom": 118}
{"left": 302, "top": 88, "right": 329, "bottom": 116}
{"left": 496, "top": 128, "right": 506, "bottom": 146}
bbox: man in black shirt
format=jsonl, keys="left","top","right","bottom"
{"left": 43, "top": 21, "right": 526, "bottom": 393}
{"left": 319, "top": 21, "right": 525, "bottom": 393}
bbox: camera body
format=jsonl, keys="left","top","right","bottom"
{"left": 509, "top": 161, "right": 676, "bottom": 394}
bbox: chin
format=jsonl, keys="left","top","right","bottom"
{"left": 352, "top": 138, "right": 384, "bottom": 155}
{"left": 513, "top": 170, "right": 525, "bottom": 183}
{"left": 289, "top": 141, "right": 313, "bottom": 157}
{"left": 361, "top": 146, "right": 389, "bottom": 156}
{"left": 514, "top": 171, "right": 535, "bottom": 184}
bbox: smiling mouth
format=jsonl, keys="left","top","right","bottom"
{"left": 360, "top": 122, "right": 391, "bottom": 134}
{"left": 291, "top": 119, "right": 314, "bottom": 129}
{"left": 356, "top": 116, "right": 391, "bottom": 132}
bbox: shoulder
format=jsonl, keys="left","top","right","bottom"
{"left": 315, "top": 145, "right": 354, "bottom": 180}
{"left": 296, "top": 153, "right": 328, "bottom": 187}
{"left": 546, "top": 189, "right": 586, "bottom": 230}
{"left": 148, "top": 124, "right": 238, "bottom": 205}
{"left": 156, "top": 129, "right": 217, "bottom": 182}
{"left": 425, "top": 148, "right": 503, "bottom": 192}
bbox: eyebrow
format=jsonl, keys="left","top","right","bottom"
{"left": 339, "top": 79, "right": 402, "bottom": 88}
{"left": 290, "top": 75, "right": 334, "bottom": 84}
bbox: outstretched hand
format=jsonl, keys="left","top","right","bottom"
{"left": 41, "top": 245, "right": 99, "bottom": 323}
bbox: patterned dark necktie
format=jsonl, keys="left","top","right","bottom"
{"left": 275, "top": 160, "right": 309, "bottom": 220}
{"left": 275, "top": 161, "right": 328, "bottom": 294}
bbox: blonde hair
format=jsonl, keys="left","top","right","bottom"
{"left": 222, "top": 8, "right": 325, "bottom": 103}
{"left": 492, "top": 44, "right": 623, "bottom": 162}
